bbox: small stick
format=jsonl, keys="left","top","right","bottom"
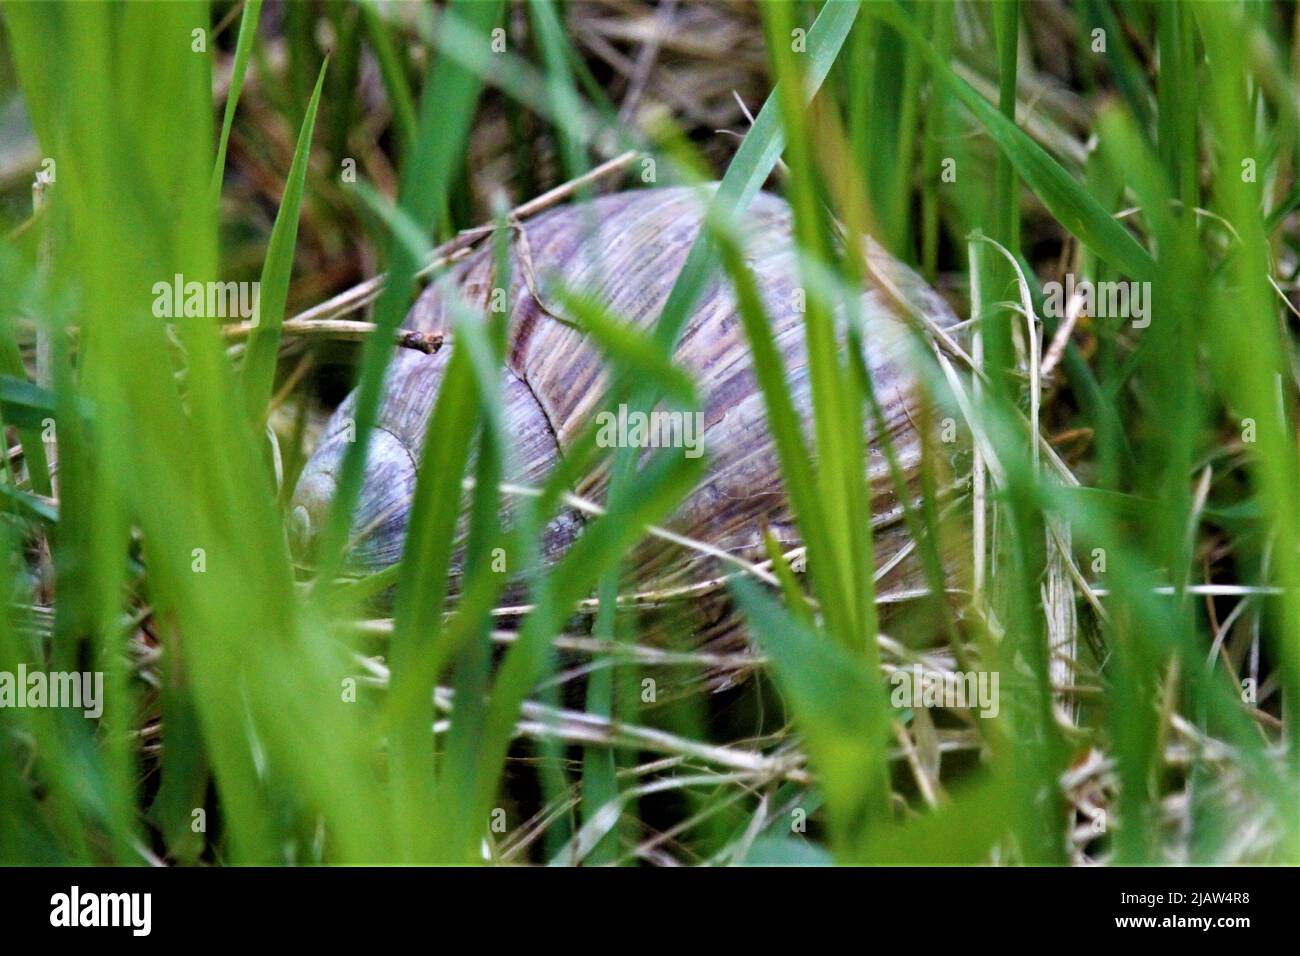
{"left": 222, "top": 317, "right": 443, "bottom": 354}
{"left": 1040, "top": 285, "right": 1084, "bottom": 380}
{"left": 450, "top": 149, "right": 640, "bottom": 246}
{"left": 274, "top": 149, "right": 641, "bottom": 332}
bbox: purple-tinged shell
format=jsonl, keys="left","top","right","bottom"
{"left": 292, "top": 186, "right": 959, "bottom": 642}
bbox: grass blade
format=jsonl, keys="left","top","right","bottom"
{"left": 241, "top": 59, "right": 328, "bottom": 423}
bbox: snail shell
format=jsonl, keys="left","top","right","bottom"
{"left": 292, "top": 186, "right": 958, "bottom": 631}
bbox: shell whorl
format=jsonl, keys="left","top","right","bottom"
{"left": 292, "top": 185, "right": 958, "bottom": 599}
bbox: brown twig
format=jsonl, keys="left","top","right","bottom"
{"left": 222, "top": 317, "right": 443, "bottom": 354}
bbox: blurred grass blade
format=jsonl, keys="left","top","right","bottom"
{"left": 451, "top": 446, "right": 705, "bottom": 863}
{"left": 312, "top": 0, "right": 504, "bottom": 595}
{"left": 731, "top": 578, "right": 888, "bottom": 859}
{"left": 241, "top": 58, "right": 327, "bottom": 423}
{"left": 652, "top": 0, "right": 860, "bottom": 350}
{"left": 359, "top": 0, "right": 417, "bottom": 160}
{"left": 554, "top": 287, "right": 697, "bottom": 406}
{"left": 210, "top": 0, "right": 264, "bottom": 199}
{"left": 0, "top": 374, "right": 57, "bottom": 429}
{"left": 872, "top": 0, "right": 1156, "bottom": 281}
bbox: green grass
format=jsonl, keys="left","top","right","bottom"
{"left": 0, "top": 0, "right": 1296, "bottom": 865}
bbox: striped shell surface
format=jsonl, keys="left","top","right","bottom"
{"left": 291, "top": 186, "right": 958, "bottom": 619}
